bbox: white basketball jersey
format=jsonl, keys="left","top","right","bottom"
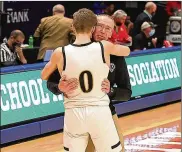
{"left": 61, "top": 42, "right": 110, "bottom": 109}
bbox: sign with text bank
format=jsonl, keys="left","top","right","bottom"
{"left": 0, "top": 50, "right": 181, "bottom": 126}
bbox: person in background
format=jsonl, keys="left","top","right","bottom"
{"left": 0, "top": 30, "right": 27, "bottom": 67}
{"left": 132, "top": 21, "right": 157, "bottom": 51}
{"left": 93, "top": 2, "right": 106, "bottom": 15}
{"left": 34, "top": 4, "right": 73, "bottom": 60}
{"left": 166, "top": 1, "right": 181, "bottom": 16}
{"left": 104, "top": 3, "right": 115, "bottom": 16}
{"left": 110, "top": 10, "right": 132, "bottom": 45}
{"left": 132, "top": 2, "right": 157, "bottom": 37}
{"left": 125, "top": 16, "right": 134, "bottom": 35}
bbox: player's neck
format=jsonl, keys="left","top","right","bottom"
{"left": 74, "top": 34, "right": 91, "bottom": 45}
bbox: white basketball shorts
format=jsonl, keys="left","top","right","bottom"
{"left": 63, "top": 106, "right": 122, "bottom": 152}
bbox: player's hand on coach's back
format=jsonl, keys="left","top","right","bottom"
{"left": 58, "top": 75, "right": 79, "bottom": 96}
{"left": 58, "top": 75, "right": 111, "bottom": 95}
{"left": 102, "top": 40, "right": 130, "bottom": 57}
{"left": 101, "top": 78, "right": 110, "bottom": 94}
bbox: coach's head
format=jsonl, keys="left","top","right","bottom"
{"left": 93, "top": 15, "right": 114, "bottom": 41}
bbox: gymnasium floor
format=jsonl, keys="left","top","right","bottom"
{"left": 1, "top": 102, "right": 181, "bottom": 152}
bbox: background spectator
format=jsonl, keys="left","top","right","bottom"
{"left": 125, "top": 16, "right": 134, "bottom": 35}
{"left": 93, "top": 2, "right": 106, "bottom": 15}
{"left": 132, "top": 2, "right": 157, "bottom": 37}
{"left": 0, "top": 30, "right": 27, "bottom": 67}
{"left": 110, "top": 10, "right": 132, "bottom": 44}
{"left": 34, "top": 4, "right": 73, "bottom": 60}
{"left": 104, "top": 3, "right": 115, "bottom": 15}
{"left": 166, "top": 1, "right": 181, "bottom": 16}
{"left": 132, "top": 22, "right": 157, "bottom": 51}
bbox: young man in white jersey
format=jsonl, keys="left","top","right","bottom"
{"left": 47, "top": 14, "right": 130, "bottom": 152}
{"left": 41, "top": 8, "right": 130, "bottom": 152}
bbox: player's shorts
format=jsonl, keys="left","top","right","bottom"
{"left": 63, "top": 106, "right": 122, "bottom": 152}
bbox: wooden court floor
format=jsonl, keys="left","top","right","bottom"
{"left": 1, "top": 102, "right": 181, "bottom": 152}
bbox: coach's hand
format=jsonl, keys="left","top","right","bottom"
{"left": 58, "top": 75, "right": 79, "bottom": 96}
{"left": 101, "top": 78, "right": 110, "bottom": 93}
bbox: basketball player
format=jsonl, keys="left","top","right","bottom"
{"left": 47, "top": 14, "right": 131, "bottom": 152}
{"left": 41, "top": 8, "right": 130, "bottom": 152}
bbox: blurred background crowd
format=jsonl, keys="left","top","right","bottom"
{"left": 0, "top": 1, "right": 181, "bottom": 67}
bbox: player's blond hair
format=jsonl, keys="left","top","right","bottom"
{"left": 73, "top": 8, "right": 97, "bottom": 33}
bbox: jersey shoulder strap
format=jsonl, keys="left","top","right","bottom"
{"left": 98, "top": 41, "right": 106, "bottom": 63}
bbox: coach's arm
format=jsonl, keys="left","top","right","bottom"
{"left": 46, "top": 72, "right": 110, "bottom": 96}
{"left": 41, "top": 48, "right": 62, "bottom": 80}
{"left": 47, "top": 69, "right": 63, "bottom": 95}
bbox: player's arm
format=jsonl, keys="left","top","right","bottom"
{"left": 109, "top": 57, "right": 132, "bottom": 101}
{"left": 102, "top": 40, "right": 130, "bottom": 56}
{"left": 41, "top": 48, "right": 63, "bottom": 80}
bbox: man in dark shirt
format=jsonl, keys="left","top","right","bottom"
{"left": 47, "top": 15, "right": 132, "bottom": 152}
{"left": 132, "top": 2, "right": 157, "bottom": 37}
{"left": 133, "top": 22, "right": 157, "bottom": 51}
